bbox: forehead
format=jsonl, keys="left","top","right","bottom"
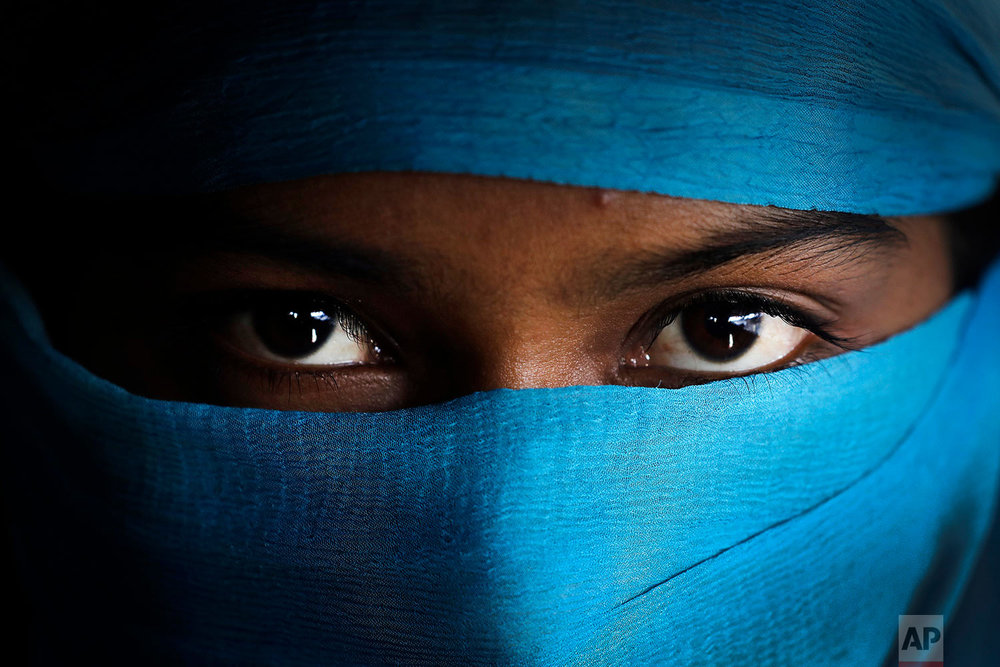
{"left": 220, "top": 171, "right": 745, "bottom": 260}
{"left": 200, "top": 171, "right": 942, "bottom": 320}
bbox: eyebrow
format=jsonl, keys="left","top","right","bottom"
{"left": 151, "top": 203, "right": 906, "bottom": 298}
{"left": 591, "top": 209, "right": 907, "bottom": 298}
{"left": 152, "top": 208, "right": 420, "bottom": 289}
{"left": 212, "top": 227, "right": 413, "bottom": 286}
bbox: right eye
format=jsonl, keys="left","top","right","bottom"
{"left": 645, "top": 299, "right": 811, "bottom": 373}
{"left": 228, "top": 296, "right": 385, "bottom": 366}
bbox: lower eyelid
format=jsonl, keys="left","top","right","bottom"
{"left": 206, "top": 341, "right": 403, "bottom": 399}
{"left": 215, "top": 324, "right": 363, "bottom": 370}
{"left": 181, "top": 286, "right": 850, "bottom": 401}
{"left": 626, "top": 332, "right": 842, "bottom": 388}
{"left": 217, "top": 301, "right": 384, "bottom": 366}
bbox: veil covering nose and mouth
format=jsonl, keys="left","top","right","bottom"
{"left": 4, "top": 1, "right": 1000, "bottom": 664}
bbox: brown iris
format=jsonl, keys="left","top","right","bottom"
{"left": 251, "top": 303, "right": 336, "bottom": 359}
{"left": 680, "top": 302, "right": 763, "bottom": 361}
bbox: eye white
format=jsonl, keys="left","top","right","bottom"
{"left": 647, "top": 311, "right": 809, "bottom": 373}
{"left": 231, "top": 310, "right": 374, "bottom": 366}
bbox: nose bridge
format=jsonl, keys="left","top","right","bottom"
{"left": 420, "top": 235, "right": 614, "bottom": 393}
{"left": 448, "top": 303, "right": 610, "bottom": 391}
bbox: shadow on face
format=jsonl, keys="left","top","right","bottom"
{"left": 11, "top": 172, "right": 953, "bottom": 411}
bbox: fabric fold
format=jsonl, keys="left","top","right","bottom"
{"left": 2, "top": 261, "right": 997, "bottom": 663}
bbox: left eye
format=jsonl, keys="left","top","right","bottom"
{"left": 227, "top": 297, "right": 383, "bottom": 366}
{"left": 646, "top": 300, "right": 811, "bottom": 373}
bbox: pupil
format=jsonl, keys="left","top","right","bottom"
{"left": 252, "top": 304, "right": 335, "bottom": 359}
{"left": 681, "top": 302, "right": 762, "bottom": 361}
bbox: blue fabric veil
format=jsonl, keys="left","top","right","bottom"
{"left": 28, "top": 0, "right": 1000, "bottom": 214}
{"left": 6, "top": 0, "right": 1000, "bottom": 664}
{"left": 3, "top": 265, "right": 999, "bottom": 664}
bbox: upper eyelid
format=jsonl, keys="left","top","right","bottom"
{"left": 183, "top": 289, "right": 357, "bottom": 325}
{"left": 177, "top": 289, "right": 383, "bottom": 345}
{"left": 642, "top": 288, "right": 853, "bottom": 350}
{"left": 587, "top": 217, "right": 903, "bottom": 301}
{"left": 189, "top": 288, "right": 854, "bottom": 375}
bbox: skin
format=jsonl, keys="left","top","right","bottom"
{"left": 35, "top": 172, "right": 953, "bottom": 412}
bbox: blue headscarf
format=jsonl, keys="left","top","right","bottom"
{"left": 28, "top": 0, "right": 1000, "bottom": 214}
{"left": 7, "top": 1, "right": 1000, "bottom": 663}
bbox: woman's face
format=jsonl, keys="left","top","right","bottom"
{"left": 45, "top": 172, "right": 953, "bottom": 412}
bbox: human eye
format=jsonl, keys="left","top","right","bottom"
{"left": 215, "top": 292, "right": 390, "bottom": 367}
{"left": 135, "top": 288, "right": 412, "bottom": 411}
{"left": 628, "top": 289, "right": 846, "bottom": 383}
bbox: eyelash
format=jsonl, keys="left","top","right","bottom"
{"left": 177, "top": 289, "right": 389, "bottom": 354}
{"left": 648, "top": 288, "right": 853, "bottom": 350}
{"left": 315, "top": 302, "right": 376, "bottom": 349}
{"left": 174, "top": 288, "right": 851, "bottom": 397}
